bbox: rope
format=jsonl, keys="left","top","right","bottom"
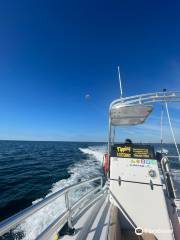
{"left": 160, "top": 105, "right": 164, "bottom": 152}
{"left": 112, "top": 127, "right": 115, "bottom": 144}
{"left": 165, "top": 102, "right": 180, "bottom": 161}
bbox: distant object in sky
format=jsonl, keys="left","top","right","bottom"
{"left": 85, "top": 94, "right": 91, "bottom": 100}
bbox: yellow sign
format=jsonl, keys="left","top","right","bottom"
{"left": 117, "top": 146, "right": 131, "bottom": 153}
{"left": 133, "top": 148, "right": 150, "bottom": 158}
{"left": 111, "top": 144, "right": 154, "bottom": 159}
{"left": 116, "top": 146, "right": 131, "bottom": 158}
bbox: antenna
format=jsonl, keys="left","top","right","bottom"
{"left": 118, "top": 66, "right": 123, "bottom": 98}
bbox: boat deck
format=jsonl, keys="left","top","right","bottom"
{"left": 61, "top": 195, "right": 110, "bottom": 240}
{"left": 60, "top": 196, "right": 156, "bottom": 240}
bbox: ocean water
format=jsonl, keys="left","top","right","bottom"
{"left": 0, "top": 141, "right": 179, "bottom": 240}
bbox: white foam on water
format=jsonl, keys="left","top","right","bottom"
{"left": 79, "top": 145, "right": 107, "bottom": 164}
{"left": 172, "top": 169, "right": 180, "bottom": 181}
{"left": 14, "top": 145, "right": 107, "bottom": 240}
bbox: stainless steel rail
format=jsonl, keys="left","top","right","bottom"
{"left": 0, "top": 176, "right": 103, "bottom": 238}
{"left": 37, "top": 187, "right": 108, "bottom": 240}
{"left": 110, "top": 91, "right": 180, "bottom": 109}
{"left": 161, "top": 156, "right": 179, "bottom": 199}
{"left": 108, "top": 91, "right": 180, "bottom": 155}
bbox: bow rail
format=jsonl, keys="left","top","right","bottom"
{"left": 0, "top": 177, "right": 105, "bottom": 239}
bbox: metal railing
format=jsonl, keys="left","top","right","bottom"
{"left": 161, "top": 156, "right": 180, "bottom": 200}
{"left": 108, "top": 91, "right": 180, "bottom": 154}
{"left": 110, "top": 91, "right": 180, "bottom": 110}
{"left": 0, "top": 176, "right": 106, "bottom": 239}
{"left": 38, "top": 187, "right": 107, "bottom": 240}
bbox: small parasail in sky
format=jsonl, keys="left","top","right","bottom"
{"left": 85, "top": 94, "right": 91, "bottom": 100}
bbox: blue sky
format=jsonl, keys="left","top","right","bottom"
{"left": 0, "top": 0, "right": 180, "bottom": 142}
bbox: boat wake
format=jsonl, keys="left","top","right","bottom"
{"left": 14, "top": 145, "right": 106, "bottom": 240}
{"left": 79, "top": 145, "right": 106, "bottom": 164}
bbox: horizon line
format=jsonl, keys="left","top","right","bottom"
{"left": 0, "top": 139, "right": 178, "bottom": 144}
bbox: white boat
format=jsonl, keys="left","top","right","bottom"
{"left": 0, "top": 91, "right": 180, "bottom": 240}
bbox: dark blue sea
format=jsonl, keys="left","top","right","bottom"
{"left": 0, "top": 141, "right": 179, "bottom": 240}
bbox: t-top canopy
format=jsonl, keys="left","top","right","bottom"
{"left": 110, "top": 104, "right": 153, "bottom": 126}
{"left": 109, "top": 91, "right": 180, "bottom": 126}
